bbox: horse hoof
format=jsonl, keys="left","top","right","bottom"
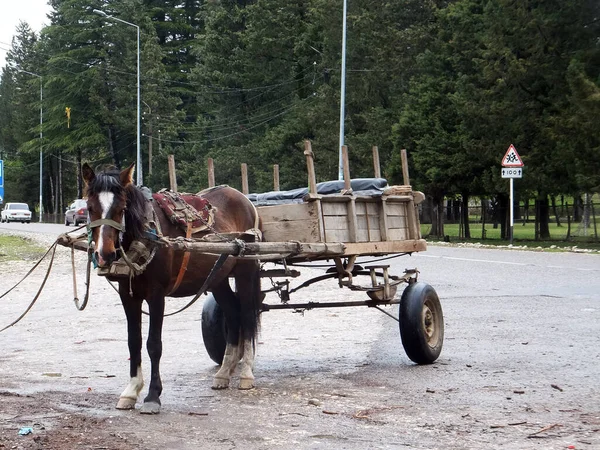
{"left": 238, "top": 378, "right": 255, "bottom": 390}
{"left": 116, "top": 397, "right": 137, "bottom": 410}
{"left": 139, "top": 401, "right": 161, "bottom": 414}
{"left": 212, "top": 377, "right": 230, "bottom": 390}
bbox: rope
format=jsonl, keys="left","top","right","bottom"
{"left": 0, "top": 242, "right": 58, "bottom": 333}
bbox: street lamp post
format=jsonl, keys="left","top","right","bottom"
{"left": 93, "top": 8, "right": 142, "bottom": 186}
{"left": 338, "top": 0, "right": 348, "bottom": 181}
{"left": 20, "top": 70, "right": 43, "bottom": 222}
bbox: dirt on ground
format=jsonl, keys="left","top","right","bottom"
{"left": 1, "top": 227, "right": 600, "bottom": 449}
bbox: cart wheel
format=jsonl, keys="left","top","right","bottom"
{"left": 399, "top": 282, "right": 444, "bottom": 364}
{"left": 201, "top": 294, "right": 227, "bottom": 365}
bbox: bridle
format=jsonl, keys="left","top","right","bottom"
{"left": 87, "top": 217, "right": 125, "bottom": 266}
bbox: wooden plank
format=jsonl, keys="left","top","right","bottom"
{"left": 379, "top": 197, "right": 389, "bottom": 241}
{"left": 347, "top": 198, "right": 358, "bottom": 242}
{"left": 241, "top": 163, "right": 249, "bottom": 195}
{"left": 401, "top": 149, "right": 410, "bottom": 186}
{"left": 325, "top": 228, "right": 350, "bottom": 242}
{"left": 168, "top": 154, "right": 177, "bottom": 192}
{"left": 387, "top": 228, "right": 409, "bottom": 241}
{"left": 304, "top": 140, "right": 317, "bottom": 195}
{"left": 385, "top": 203, "right": 408, "bottom": 218}
{"left": 257, "top": 202, "right": 317, "bottom": 223}
{"left": 387, "top": 215, "right": 408, "bottom": 229}
{"left": 207, "top": 158, "right": 215, "bottom": 188}
{"left": 324, "top": 215, "right": 349, "bottom": 232}
{"left": 167, "top": 239, "right": 345, "bottom": 257}
{"left": 372, "top": 146, "right": 381, "bottom": 178}
{"left": 341, "top": 239, "right": 427, "bottom": 256}
{"left": 273, "top": 164, "right": 280, "bottom": 191}
{"left": 406, "top": 198, "right": 419, "bottom": 240}
{"left": 322, "top": 201, "right": 349, "bottom": 216}
{"left": 260, "top": 220, "right": 320, "bottom": 243}
{"left": 342, "top": 145, "right": 351, "bottom": 191}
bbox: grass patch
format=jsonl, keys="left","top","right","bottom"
{"left": 0, "top": 235, "right": 47, "bottom": 262}
{"left": 421, "top": 223, "right": 600, "bottom": 251}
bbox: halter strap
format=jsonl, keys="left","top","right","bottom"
{"left": 87, "top": 218, "right": 124, "bottom": 231}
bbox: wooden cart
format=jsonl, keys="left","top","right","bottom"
{"left": 200, "top": 142, "right": 444, "bottom": 366}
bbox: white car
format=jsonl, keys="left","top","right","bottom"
{"left": 1, "top": 202, "right": 32, "bottom": 223}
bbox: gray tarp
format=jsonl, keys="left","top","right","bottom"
{"left": 247, "top": 178, "right": 388, "bottom": 206}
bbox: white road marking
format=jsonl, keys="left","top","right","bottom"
{"left": 418, "top": 254, "right": 599, "bottom": 271}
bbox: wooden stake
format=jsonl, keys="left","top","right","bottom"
{"left": 168, "top": 154, "right": 177, "bottom": 192}
{"left": 273, "top": 164, "right": 280, "bottom": 191}
{"left": 342, "top": 145, "right": 351, "bottom": 191}
{"left": 207, "top": 158, "right": 215, "bottom": 188}
{"left": 241, "top": 163, "right": 249, "bottom": 194}
{"left": 304, "top": 140, "right": 317, "bottom": 195}
{"left": 372, "top": 146, "right": 381, "bottom": 178}
{"left": 401, "top": 149, "right": 410, "bottom": 186}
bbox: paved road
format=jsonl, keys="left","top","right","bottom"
{"left": 0, "top": 226, "right": 599, "bottom": 449}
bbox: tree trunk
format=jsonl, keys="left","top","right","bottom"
{"left": 537, "top": 193, "right": 551, "bottom": 239}
{"left": 462, "top": 192, "right": 471, "bottom": 239}
{"left": 429, "top": 193, "right": 445, "bottom": 238}
{"left": 551, "top": 196, "right": 561, "bottom": 226}
{"left": 108, "top": 125, "right": 121, "bottom": 169}
{"left": 495, "top": 194, "right": 508, "bottom": 239}
{"left": 573, "top": 195, "right": 582, "bottom": 222}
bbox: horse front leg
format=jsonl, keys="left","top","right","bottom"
{"left": 139, "top": 289, "right": 165, "bottom": 414}
{"left": 117, "top": 286, "right": 144, "bottom": 410}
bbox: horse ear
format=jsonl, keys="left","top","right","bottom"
{"left": 120, "top": 162, "right": 136, "bottom": 186}
{"left": 82, "top": 163, "right": 95, "bottom": 184}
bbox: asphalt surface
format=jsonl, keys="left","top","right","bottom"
{"left": 0, "top": 223, "right": 599, "bottom": 449}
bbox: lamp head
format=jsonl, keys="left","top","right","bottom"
{"left": 92, "top": 9, "right": 109, "bottom": 17}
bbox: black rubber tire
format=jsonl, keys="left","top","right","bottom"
{"left": 65, "top": 217, "right": 70, "bottom": 226}
{"left": 399, "top": 282, "right": 444, "bottom": 364}
{"left": 201, "top": 294, "right": 227, "bottom": 365}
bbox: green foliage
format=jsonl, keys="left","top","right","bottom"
{"left": 0, "top": 0, "right": 598, "bottom": 224}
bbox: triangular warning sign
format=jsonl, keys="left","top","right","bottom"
{"left": 502, "top": 144, "right": 524, "bottom": 167}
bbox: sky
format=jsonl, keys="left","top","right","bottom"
{"left": 0, "top": 0, "right": 52, "bottom": 69}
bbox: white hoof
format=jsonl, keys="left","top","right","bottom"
{"left": 239, "top": 377, "right": 255, "bottom": 390}
{"left": 116, "top": 397, "right": 137, "bottom": 410}
{"left": 212, "top": 377, "right": 230, "bottom": 390}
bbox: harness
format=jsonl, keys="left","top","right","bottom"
{"left": 88, "top": 192, "right": 233, "bottom": 299}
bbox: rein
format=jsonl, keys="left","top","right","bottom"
{"left": 0, "top": 241, "right": 58, "bottom": 332}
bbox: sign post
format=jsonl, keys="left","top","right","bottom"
{"left": 501, "top": 144, "right": 524, "bottom": 245}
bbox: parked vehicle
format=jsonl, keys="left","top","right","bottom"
{"left": 1, "top": 202, "right": 32, "bottom": 223}
{"left": 65, "top": 199, "right": 88, "bottom": 226}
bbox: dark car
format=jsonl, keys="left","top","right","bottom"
{"left": 65, "top": 199, "right": 88, "bottom": 226}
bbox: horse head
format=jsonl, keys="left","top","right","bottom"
{"left": 82, "top": 162, "right": 136, "bottom": 267}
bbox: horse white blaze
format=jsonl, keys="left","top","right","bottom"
{"left": 96, "top": 192, "right": 115, "bottom": 264}
{"left": 120, "top": 364, "right": 144, "bottom": 401}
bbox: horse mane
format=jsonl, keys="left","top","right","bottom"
{"left": 86, "top": 167, "right": 147, "bottom": 242}
{"left": 124, "top": 184, "right": 147, "bottom": 241}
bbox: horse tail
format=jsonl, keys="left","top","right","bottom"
{"left": 240, "top": 259, "right": 263, "bottom": 342}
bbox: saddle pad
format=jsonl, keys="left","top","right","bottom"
{"left": 153, "top": 189, "right": 214, "bottom": 234}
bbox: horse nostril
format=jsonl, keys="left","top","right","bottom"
{"left": 95, "top": 251, "right": 116, "bottom": 267}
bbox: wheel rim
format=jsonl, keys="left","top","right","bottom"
{"left": 422, "top": 298, "right": 440, "bottom": 348}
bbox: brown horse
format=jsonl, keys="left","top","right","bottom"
{"left": 82, "top": 163, "right": 262, "bottom": 414}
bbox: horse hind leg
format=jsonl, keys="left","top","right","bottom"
{"left": 238, "top": 338, "right": 256, "bottom": 390}
{"left": 212, "top": 340, "right": 241, "bottom": 389}
{"left": 211, "top": 282, "right": 242, "bottom": 390}
{"left": 236, "top": 261, "right": 262, "bottom": 390}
